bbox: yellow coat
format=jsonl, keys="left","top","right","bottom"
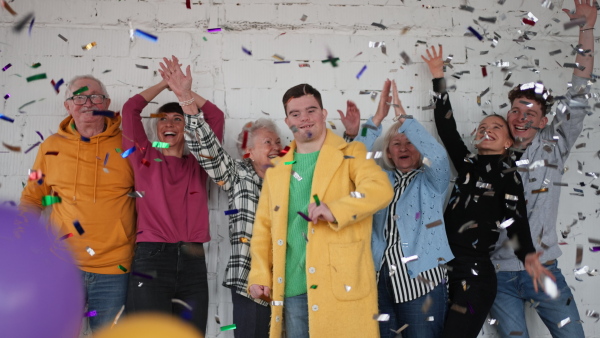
{"left": 248, "top": 130, "right": 394, "bottom": 338}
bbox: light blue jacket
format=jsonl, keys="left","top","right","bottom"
{"left": 355, "top": 117, "right": 454, "bottom": 278}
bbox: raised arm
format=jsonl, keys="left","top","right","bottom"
{"left": 422, "top": 45, "right": 470, "bottom": 173}
{"left": 564, "top": 0, "right": 596, "bottom": 78}
{"left": 121, "top": 82, "right": 165, "bottom": 152}
{"left": 352, "top": 79, "right": 392, "bottom": 150}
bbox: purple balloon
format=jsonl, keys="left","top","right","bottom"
{"left": 0, "top": 206, "right": 84, "bottom": 338}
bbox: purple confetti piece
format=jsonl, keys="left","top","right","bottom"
{"left": 297, "top": 211, "right": 312, "bottom": 222}
{"left": 468, "top": 26, "right": 483, "bottom": 41}
{"left": 35, "top": 131, "right": 44, "bottom": 140}
{"left": 53, "top": 78, "right": 64, "bottom": 92}
{"left": 242, "top": 46, "right": 252, "bottom": 55}
{"left": 2, "top": 63, "right": 12, "bottom": 71}
{"left": 590, "top": 246, "right": 600, "bottom": 252}
{"left": 415, "top": 212, "right": 421, "bottom": 220}
{"left": 4, "top": 94, "right": 10, "bottom": 100}
{"left": 356, "top": 65, "right": 367, "bottom": 79}
{"left": 274, "top": 61, "right": 291, "bottom": 64}
{"left": 92, "top": 110, "right": 116, "bottom": 118}
{"left": 80, "top": 136, "right": 90, "bottom": 143}
{"left": 28, "top": 16, "right": 35, "bottom": 36}
{"left": 24, "top": 141, "right": 41, "bottom": 154}
{"left": 103, "top": 153, "right": 109, "bottom": 167}
{"left": 132, "top": 271, "right": 154, "bottom": 279}
{"left": 84, "top": 310, "right": 97, "bottom": 317}
{"left": 207, "top": 28, "right": 222, "bottom": 33}
{"left": 121, "top": 146, "right": 136, "bottom": 158}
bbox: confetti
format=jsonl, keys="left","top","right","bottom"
{"left": 356, "top": 65, "right": 367, "bottom": 79}
{"left": 58, "top": 34, "right": 68, "bottom": 42}
{"left": 322, "top": 54, "right": 340, "bottom": 67}
{"left": 220, "top": 324, "right": 237, "bottom": 331}
{"left": 532, "top": 188, "right": 548, "bottom": 194}
{"left": 558, "top": 317, "right": 571, "bottom": 328}
{"left": 297, "top": 211, "right": 311, "bottom": 222}
{"left": 121, "top": 146, "right": 136, "bottom": 158}
{"left": 371, "top": 22, "right": 387, "bottom": 29}
{"left": 292, "top": 170, "right": 303, "bottom": 181}
{"left": 451, "top": 303, "right": 467, "bottom": 314}
{"left": 298, "top": 63, "right": 310, "bottom": 68}
{"left": 45, "top": 151, "right": 59, "bottom": 156}
{"left": 24, "top": 142, "right": 41, "bottom": 154}
{"left": 278, "top": 146, "right": 290, "bottom": 157}
{"left": 82, "top": 42, "right": 97, "bottom": 50}
{"left": 1, "top": 0, "right": 18, "bottom": 15}
{"left": 172, "top": 298, "right": 193, "bottom": 311}
{"left": 523, "top": 18, "right": 536, "bottom": 26}
{"left": 224, "top": 209, "right": 239, "bottom": 216}
{"left": 310, "top": 285, "right": 318, "bottom": 289}
{"left": 425, "top": 220, "right": 443, "bottom": 229}
{"left": 242, "top": 47, "right": 252, "bottom": 56}
{"left": 118, "top": 265, "right": 128, "bottom": 272}
{"left": 26, "top": 73, "right": 47, "bottom": 82}
{"left": 509, "top": 331, "right": 524, "bottom": 336}
{"left": 0, "top": 114, "right": 15, "bottom": 123}
{"left": 576, "top": 245, "right": 583, "bottom": 266}
{"left": 72, "top": 86, "right": 89, "bottom": 96}
{"left": 313, "top": 194, "right": 321, "bottom": 206}
{"left": 13, "top": 12, "right": 34, "bottom": 33}
{"left": 498, "top": 218, "right": 514, "bottom": 229}
{"left": 401, "top": 255, "right": 418, "bottom": 264}
{"left": 543, "top": 276, "right": 559, "bottom": 299}
{"left": 52, "top": 78, "right": 64, "bottom": 93}
{"left": 400, "top": 51, "right": 412, "bottom": 65}
{"left": 135, "top": 64, "right": 149, "bottom": 69}
{"left": 207, "top": 28, "right": 222, "bottom": 33}
{"left": 350, "top": 191, "right": 365, "bottom": 198}
{"left": 86, "top": 246, "right": 96, "bottom": 256}
{"left": 73, "top": 220, "right": 85, "bottom": 235}
{"left": 127, "top": 191, "right": 145, "bottom": 198}
{"left": 152, "top": 141, "right": 170, "bottom": 149}
{"left": 2, "top": 142, "right": 20, "bottom": 152}
{"left": 60, "top": 233, "right": 73, "bottom": 240}
{"left": 467, "top": 26, "right": 483, "bottom": 40}
{"left": 2, "top": 63, "right": 11, "bottom": 71}
{"left": 92, "top": 110, "right": 116, "bottom": 118}
{"left": 28, "top": 16, "right": 35, "bottom": 36}
{"left": 84, "top": 310, "right": 97, "bottom": 317}
{"left": 133, "top": 29, "right": 158, "bottom": 43}
{"left": 482, "top": 66, "right": 488, "bottom": 77}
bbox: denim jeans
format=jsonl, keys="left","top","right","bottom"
{"left": 490, "top": 260, "right": 585, "bottom": 338}
{"left": 231, "top": 288, "right": 271, "bottom": 338}
{"left": 81, "top": 271, "right": 129, "bottom": 332}
{"left": 284, "top": 293, "right": 309, "bottom": 338}
{"left": 127, "top": 242, "right": 209, "bottom": 335}
{"left": 377, "top": 264, "right": 447, "bottom": 338}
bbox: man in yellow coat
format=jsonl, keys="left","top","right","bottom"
{"left": 248, "top": 83, "right": 394, "bottom": 338}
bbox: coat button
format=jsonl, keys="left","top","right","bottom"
{"left": 278, "top": 277, "right": 283, "bottom": 283}
{"left": 309, "top": 267, "right": 316, "bottom": 274}
{"left": 276, "top": 316, "right": 280, "bottom": 322}
{"left": 311, "top": 228, "right": 315, "bottom": 234}
{"left": 312, "top": 305, "right": 319, "bottom": 311}
{"left": 277, "top": 239, "right": 283, "bottom": 246}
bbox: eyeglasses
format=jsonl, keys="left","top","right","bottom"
{"left": 66, "top": 94, "right": 106, "bottom": 105}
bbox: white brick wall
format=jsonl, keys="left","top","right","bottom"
{"left": 1, "top": 1, "right": 599, "bottom": 337}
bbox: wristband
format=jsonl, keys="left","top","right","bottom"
{"left": 179, "top": 98, "right": 195, "bottom": 106}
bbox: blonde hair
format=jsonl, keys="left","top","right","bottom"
{"left": 380, "top": 121, "right": 421, "bottom": 170}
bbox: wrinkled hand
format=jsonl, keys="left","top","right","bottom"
{"left": 372, "top": 79, "right": 392, "bottom": 127}
{"left": 390, "top": 80, "right": 408, "bottom": 125}
{"left": 158, "top": 55, "right": 192, "bottom": 98}
{"left": 563, "top": 0, "right": 597, "bottom": 29}
{"left": 249, "top": 284, "right": 271, "bottom": 301}
{"left": 524, "top": 252, "right": 556, "bottom": 292}
{"left": 421, "top": 45, "right": 445, "bottom": 78}
{"left": 308, "top": 202, "right": 336, "bottom": 224}
{"left": 338, "top": 100, "right": 361, "bottom": 136}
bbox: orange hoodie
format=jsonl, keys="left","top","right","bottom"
{"left": 20, "top": 114, "right": 136, "bottom": 274}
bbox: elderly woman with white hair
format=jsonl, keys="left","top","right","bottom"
{"left": 122, "top": 56, "right": 224, "bottom": 335}
{"left": 353, "top": 79, "right": 454, "bottom": 338}
{"left": 155, "top": 68, "right": 282, "bottom": 336}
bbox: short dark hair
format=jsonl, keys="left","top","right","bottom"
{"left": 157, "top": 102, "right": 184, "bottom": 116}
{"left": 508, "top": 83, "right": 554, "bottom": 116}
{"left": 282, "top": 84, "right": 323, "bottom": 115}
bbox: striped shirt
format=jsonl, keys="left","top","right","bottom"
{"left": 382, "top": 169, "right": 445, "bottom": 303}
{"left": 184, "top": 114, "right": 268, "bottom": 306}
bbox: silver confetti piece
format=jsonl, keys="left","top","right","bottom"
{"left": 350, "top": 191, "right": 365, "bottom": 198}
{"left": 401, "top": 255, "right": 418, "bottom": 264}
{"left": 498, "top": 218, "right": 515, "bottom": 229}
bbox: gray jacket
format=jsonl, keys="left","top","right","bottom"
{"left": 491, "top": 74, "right": 592, "bottom": 271}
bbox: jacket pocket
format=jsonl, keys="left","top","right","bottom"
{"left": 329, "top": 240, "right": 374, "bottom": 301}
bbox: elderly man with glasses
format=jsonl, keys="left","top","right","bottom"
{"left": 20, "top": 75, "right": 136, "bottom": 333}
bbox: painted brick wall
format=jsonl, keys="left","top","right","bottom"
{"left": 1, "top": 1, "right": 599, "bottom": 337}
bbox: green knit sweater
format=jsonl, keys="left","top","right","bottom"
{"left": 285, "top": 150, "right": 320, "bottom": 298}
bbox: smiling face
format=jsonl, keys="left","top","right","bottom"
{"left": 387, "top": 133, "right": 421, "bottom": 173}
{"left": 284, "top": 95, "right": 328, "bottom": 144}
{"left": 474, "top": 115, "right": 514, "bottom": 155}
{"left": 247, "top": 127, "right": 282, "bottom": 172}
{"left": 63, "top": 78, "right": 110, "bottom": 130}
{"left": 156, "top": 112, "right": 185, "bottom": 149}
{"left": 506, "top": 97, "right": 548, "bottom": 147}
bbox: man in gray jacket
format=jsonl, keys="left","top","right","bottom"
{"left": 489, "top": 1, "right": 595, "bottom": 337}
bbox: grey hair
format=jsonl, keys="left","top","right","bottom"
{"left": 236, "top": 118, "right": 280, "bottom": 157}
{"left": 145, "top": 111, "right": 190, "bottom": 156}
{"left": 64, "top": 75, "right": 109, "bottom": 100}
{"left": 381, "top": 121, "right": 421, "bottom": 170}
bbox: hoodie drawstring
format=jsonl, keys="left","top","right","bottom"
{"left": 94, "top": 138, "right": 99, "bottom": 203}
{"left": 72, "top": 141, "right": 80, "bottom": 202}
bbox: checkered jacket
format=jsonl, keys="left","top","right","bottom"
{"left": 184, "top": 114, "right": 268, "bottom": 306}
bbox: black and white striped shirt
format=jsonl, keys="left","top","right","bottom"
{"left": 382, "top": 169, "right": 445, "bottom": 303}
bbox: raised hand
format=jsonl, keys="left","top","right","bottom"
{"left": 563, "top": 0, "right": 597, "bottom": 29}
{"left": 421, "top": 45, "right": 445, "bottom": 79}
{"left": 372, "top": 79, "right": 392, "bottom": 127}
{"left": 390, "top": 80, "right": 408, "bottom": 125}
{"left": 159, "top": 55, "right": 192, "bottom": 98}
{"left": 338, "top": 100, "right": 361, "bottom": 136}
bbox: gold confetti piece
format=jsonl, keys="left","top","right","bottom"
{"left": 421, "top": 294, "right": 432, "bottom": 313}
{"left": 111, "top": 305, "right": 125, "bottom": 328}
{"left": 425, "top": 219, "right": 443, "bottom": 229}
{"left": 391, "top": 324, "right": 409, "bottom": 334}
{"left": 1, "top": 0, "right": 18, "bottom": 16}
{"left": 82, "top": 41, "right": 97, "bottom": 50}
{"left": 272, "top": 54, "right": 285, "bottom": 61}
{"left": 2, "top": 142, "right": 21, "bottom": 152}
{"left": 576, "top": 245, "right": 583, "bottom": 266}
{"left": 216, "top": 181, "right": 225, "bottom": 186}
{"left": 450, "top": 303, "right": 467, "bottom": 314}
{"left": 532, "top": 188, "right": 549, "bottom": 194}
{"left": 240, "top": 237, "right": 249, "bottom": 243}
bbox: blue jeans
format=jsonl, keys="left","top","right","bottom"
{"left": 231, "top": 288, "right": 271, "bottom": 338}
{"left": 81, "top": 271, "right": 129, "bottom": 332}
{"left": 377, "top": 264, "right": 447, "bottom": 338}
{"left": 490, "top": 260, "right": 585, "bottom": 338}
{"left": 284, "top": 293, "right": 309, "bottom": 338}
{"left": 127, "top": 242, "right": 209, "bottom": 335}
